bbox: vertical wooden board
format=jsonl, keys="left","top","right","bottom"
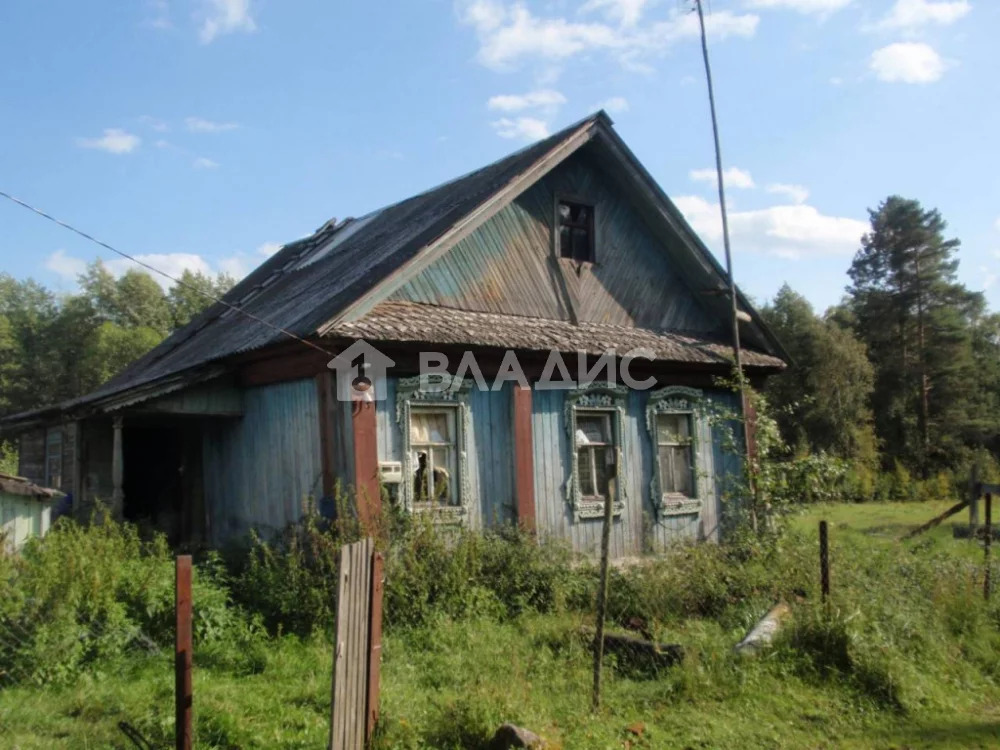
{"left": 330, "top": 544, "right": 351, "bottom": 749}
{"left": 353, "top": 402, "right": 380, "bottom": 531}
{"left": 513, "top": 385, "right": 536, "bottom": 531}
{"left": 366, "top": 551, "right": 385, "bottom": 742}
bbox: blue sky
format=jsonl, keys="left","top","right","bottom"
{"left": 1, "top": 0, "right": 997, "bottom": 315}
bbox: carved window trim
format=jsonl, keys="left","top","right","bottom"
{"left": 565, "top": 382, "right": 627, "bottom": 521}
{"left": 396, "top": 374, "right": 473, "bottom": 523}
{"left": 646, "top": 386, "right": 703, "bottom": 517}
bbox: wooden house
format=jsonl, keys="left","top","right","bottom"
{"left": 1, "top": 112, "right": 786, "bottom": 557}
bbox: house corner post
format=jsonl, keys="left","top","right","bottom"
{"left": 111, "top": 415, "right": 125, "bottom": 519}
{"left": 352, "top": 397, "right": 380, "bottom": 533}
{"left": 513, "top": 384, "right": 536, "bottom": 532}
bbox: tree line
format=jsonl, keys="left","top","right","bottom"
{"left": 760, "top": 196, "right": 1000, "bottom": 496}
{"left": 0, "top": 263, "right": 232, "bottom": 421}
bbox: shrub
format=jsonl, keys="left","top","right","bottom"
{"left": 0, "top": 515, "right": 262, "bottom": 686}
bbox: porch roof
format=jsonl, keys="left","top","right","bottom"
{"left": 328, "top": 301, "right": 785, "bottom": 370}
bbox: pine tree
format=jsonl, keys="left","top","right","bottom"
{"left": 847, "top": 196, "right": 982, "bottom": 475}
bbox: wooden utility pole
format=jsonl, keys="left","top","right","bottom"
{"left": 985, "top": 493, "right": 993, "bottom": 601}
{"left": 819, "top": 521, "right": 830, "bottom": 605}
{"left": 693, "top": 0, "right": 756, "bottom": 528}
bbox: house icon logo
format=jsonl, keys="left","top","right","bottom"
{"left": 327, "top": 340, "right": 395, "bottom": 402}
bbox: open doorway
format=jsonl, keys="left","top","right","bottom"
{"left": 122, "top": 418, "right": 204, "bottom": 547}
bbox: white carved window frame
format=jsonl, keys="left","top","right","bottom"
{"left": 396, "top": 373, "right": 474, "bottom": 523}
{"left": 646, "top": 386, "right": 704, "bottom": 517}
{"left": 565, "top": 382, "right": 627, "bottom": 521}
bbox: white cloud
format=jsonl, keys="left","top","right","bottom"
{"left": 766, "top": 183, "right": 810, "bottom": 204}
{"left": 193, "top": 157, "right": 219, "bottom": 169}
{"left": 198, "top": 0, "right": 256, "bottom": 43}
{"left": 981, "top": 266, "right": 997, "bottom": 291}
{"left": 690, "top": 166, "right": 756, "bottom": 190}
{"left": 44, "top": 249, "right": 266, "bottom": 289}
{"left": 45, "top": 249, "right": 88, "bottom": 281}
{"left": 744, "top": 0, "right": 851, "bottom": 14}
{"left": 581, "top": 0, "right": 650, "bottom": 27}
{"left": 487, "top": 89, "right": 566, "bottom": 111}
{"left": 185, "top": 116, "right": 239, "bottom": 133}
{"left": 597, "top": 96, "right": 629, "bottom": 113}
{"left": 257, "top": 242, "right": 282, "bottom": 257}
{"left": 869, "top": 42, "right": 947, "bottom": 83}
{"left": 138, "top": 115, "right": 169, "bottom": 132}
{"left": 457, "top": 1, "right": 757, "bottom": 71}
{"left": 491, "top": 117, "right": 550, "bottom": 140}
{"left": 673, "top": 194, "right": 868, "bottom": 259}
{"left": 871, "top": 0, "right": 970, "bottom": 31}
{"left": 76, "top": 128, "right": 141, "bottom": 154}
{"left": 994, "top": 217, "right": 1000, "bottom": 232}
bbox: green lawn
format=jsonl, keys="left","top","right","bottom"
{"left": 4, "top": 502, "right": 1000, "bottom": 749}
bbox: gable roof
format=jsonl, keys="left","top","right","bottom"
{"left": 2, "top": 112, "right": 786, "bottom": 428}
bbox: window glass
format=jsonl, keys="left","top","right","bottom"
{"left": 576, "top": 410, "right": 614, "bottom": 500}
{"left": 656, "top": 413, "right": 693, "bottom": 497}
{"left": 558, "top": 200, "right": 594, "bottom": 262}
{"left": 410, "top": 409, "right": 457, "bottom": 507}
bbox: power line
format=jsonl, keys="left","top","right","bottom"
{"left": 0, "top": 188, "right": 334, "bottom": 357}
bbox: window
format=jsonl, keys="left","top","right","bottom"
{"left": 646, "top": 386, "right": 703, "bottom": 517}
{"left": 656, "top": 413, "right": 693, "bottom": 498}
{"left": 396, "top": 373, "right": 474, "bottom": 521}
{"left": 575, "top": 411, "right": 614, "bottom": 502}
{"left": 565, "top": 383, "right": 626, "bottom": 520}
{"left": 557, "top": 200, "right": 594, "bottom": 262}
{"left": 45, "top": 428, "right": 62, "bottom": 489}
{"left": 409, "top": 408, "right": 457, "bottom": 508}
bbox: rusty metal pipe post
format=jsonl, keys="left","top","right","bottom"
{"left": 985, "top": 494, "right": 993, "bottom": 601}
{"left": 175, "top": 555, "right": 193, "bottom": 750}
{"left": 819, "top": 521, "right": 830, "bottom": 606}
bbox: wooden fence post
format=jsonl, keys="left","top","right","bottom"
{"left": 985, "top": 493, "right": 992, "bottom": 601}
{"left": 175, "top": 555, "right": 193, "bottom": 750}
{"left": 591, "top": 486, "right": 615, "bottom": 711}
{"left": 366, "top": 551, "right": 384, "bottom": 744}
{"left": 819, "top": 521, "right": 830, "bottom": 605}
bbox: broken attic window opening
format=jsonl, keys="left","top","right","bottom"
{"left": 657, "top": 413, "right": 694, "bottom": 498}
{"left": 575, "top": 410, "right": 614, "bottom": 502}
{"left": 409, "top": 407, "right": 457, "bottom": 508}
{"left": 558, "top": 200, "right": 595, "bottom": 263}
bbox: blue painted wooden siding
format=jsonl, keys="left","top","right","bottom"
{"left": 531, "top": 387, "right": 744, "bottom": 557}
{"left": 203, "top": 379, "right": 323, "bottom": 545}
{"left": 375, "top": 378, "right": 516, "bottom": 528}
{"left": 388, "top": 149, "right": 721, "bottom": 334}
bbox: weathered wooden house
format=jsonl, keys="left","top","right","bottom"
{"left": 1, "top": 112, "right": 786, "bottom": 557}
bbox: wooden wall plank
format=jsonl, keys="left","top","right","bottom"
{"left": 513, "top": 385, "right": 536, "bottom": 531}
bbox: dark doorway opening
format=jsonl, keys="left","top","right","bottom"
{"left": 123, "top": 419, "right": 204, "bottom": 547}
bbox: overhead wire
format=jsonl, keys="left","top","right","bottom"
{"left": 0, "top": 188, "right": 335, "bottom": 357}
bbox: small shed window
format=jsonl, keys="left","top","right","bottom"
{"left": 656, "top": 413, "right": 693, "bottom": 498}
{"left": 557, "top": 200, "right": 595, "bottom": 262}
{"left": 575, "top": 411, "right": 615, "bottom": 502}
{"left": 45, "top": 428, "right": 63, "bottom": 489}
{"left": 409, "top": 407, "right": 457, "bottom": 507}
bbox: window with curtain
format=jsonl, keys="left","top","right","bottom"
{"left": 557, "top": 200, "right": 595, "bottom": 263}
{"left": 656, "top": 413, "right": 693, "bottom": 498}
{"left": 575, "top": 411, "right": 614, "bottom": 502}
{"left": 409, "top": 408, "right": 457, "bottom": 507}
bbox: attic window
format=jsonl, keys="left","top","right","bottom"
{"left": 557, "top": 200, "right": 595, "bottom": 262}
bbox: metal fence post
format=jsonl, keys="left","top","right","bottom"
{"left": 819, "top": 520, "right": 830, "bottom": 605}
{"left": 175, "top": 555, "right": 193, "bottom": 750}
{"left": 985, "top": 494, "right": 993, "bottom": 601}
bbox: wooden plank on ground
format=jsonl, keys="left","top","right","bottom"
{"left": 903, "top": 499, "right": 970, "bottom": 540}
